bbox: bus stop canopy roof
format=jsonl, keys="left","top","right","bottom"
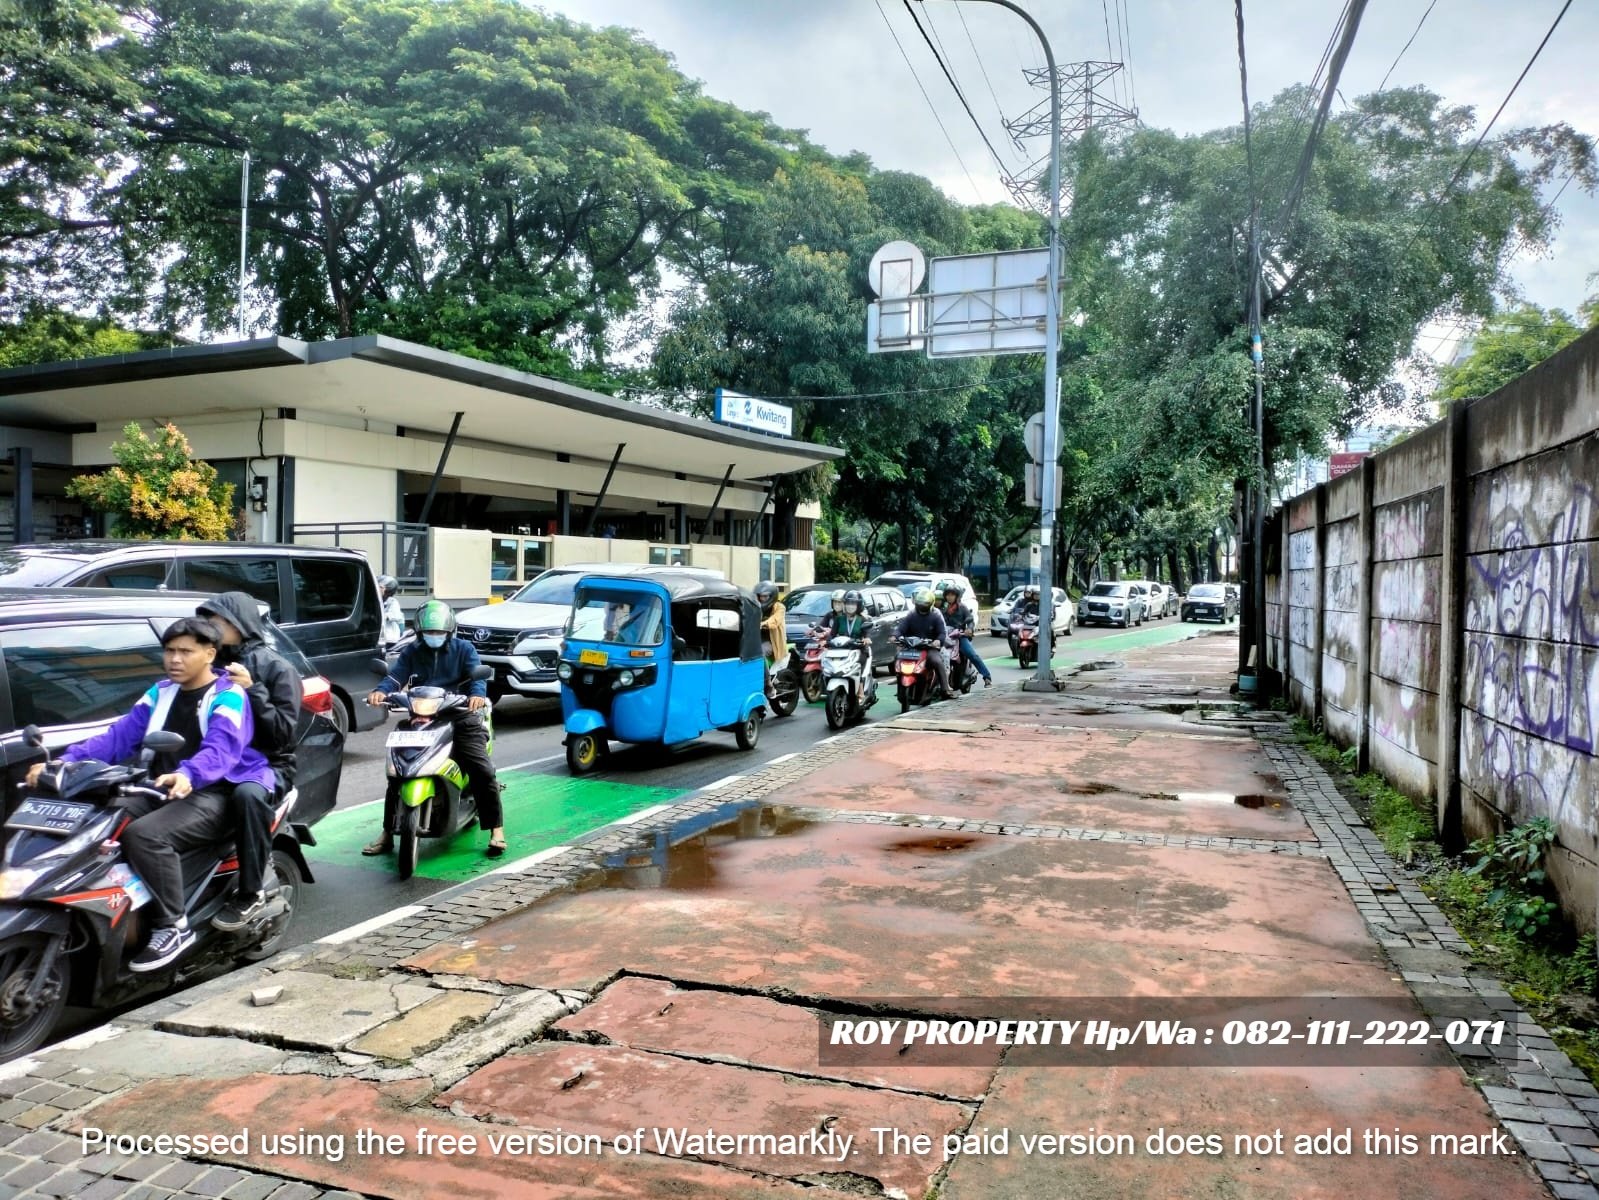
{"left": 0, "top": 334, "right": 841, "bottom": 483}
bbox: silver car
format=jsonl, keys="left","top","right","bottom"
{"left": 1076, "top": 581, "right": 1148, "bottom": 628}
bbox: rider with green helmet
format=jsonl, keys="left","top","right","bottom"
{"left": 364, "top": 599, "right": 507, "bottom": 857}
{"left": 894, "top": 586, "right": 957, "bottom": 699}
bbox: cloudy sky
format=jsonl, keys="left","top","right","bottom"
{"left": 535, "top": 0, "right": 1598, "bottom": 358}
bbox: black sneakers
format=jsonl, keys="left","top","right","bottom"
{"left": 212, "top": 891, "right": 267, "bottom": 932}
{"left": 130, "top": 923, "right": 195, "bottom": 973}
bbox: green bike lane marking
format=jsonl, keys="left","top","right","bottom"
{"left": 986, "top": 620, "right": 1220, "bottom": 668}
{"left": 309, "top": 770, "right": 686, "bottom": 882}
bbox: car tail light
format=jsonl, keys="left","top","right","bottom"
{"left": 301, "top": 675, "right": 336, "bottom": 716}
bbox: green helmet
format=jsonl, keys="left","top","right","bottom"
{"left": 913, "top": 587, "right": 935, "bottom": 612}
{"left": 416, "top": 599, "right": 456, "bottom": 636}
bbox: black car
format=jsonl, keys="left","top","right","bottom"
{"left": 0, "top": 589, "right": 343, "bottom": 825}
{"left": 1181, "top": 583, "right": 1238, "bottom": 623}
{"left": 0, "top": 542, "right": 384, "bottom": 735}
{"left": 780, "top": 584, "right": 906, "bottom": 672}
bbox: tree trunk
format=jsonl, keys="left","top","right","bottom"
{"left": 1185, "top": 544, "right": 1203, "bottom": 590}
{"left": 1207, "top": 532, "right": 1221, "bottom": 581}
{"left": 1167, "top": 548, "right": 1185, "bottom": 593}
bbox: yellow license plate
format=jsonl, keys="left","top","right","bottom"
{"left": 579, "top": 649, "right": 609, "bottom": 667}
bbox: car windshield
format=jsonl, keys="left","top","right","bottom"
{"left": 1190, "top": 585, "right": 1225, "bottom": 599}
{"left": 1001, "top": 587, "right": 1024, "bottom": 604}
{"left": 566, "top": 586, "right": 665, "bottom": 646}
{"left": 1088, "top": 583, "right": 1128, "bottom": 597}
{"left": 785, "top": 590, "right": 834, "bottom": 617}
{"left": 509, "top": 572, "right": 581, "bottom": 606}
{"left": 0, "top": 552, "right": 81, "bottom": 587}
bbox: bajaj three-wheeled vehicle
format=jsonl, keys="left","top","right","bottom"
{"left": 558, "top": 573, "right": 767, "bottom": 774}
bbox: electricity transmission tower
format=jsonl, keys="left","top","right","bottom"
{"left": 1002, "top": 61, "right": 1137, "bottom": 213}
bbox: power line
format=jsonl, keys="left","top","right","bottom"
{"left": 1376, "top": 0, "right": 1440, "bottom": 92}
{"left": 953, "top": 0, "right": 1014, "bottom": 158}
{"left": 1100, "top": 0, "right": 1122, "bottom": 107}
{"left": 873, "top": 0, "right": 982, "bottom": 199}
{"left": 1398, "top": 0, "right": 1573, "bottom": 260}
{"left": 1116, "top": 0, "right": 1138, "bottom": 115}
{"left": 1276, "top": 0, "right": 1370, "bottom": 234}
{"left": 899, "top": 0, "right": 1012, "bottom": 176}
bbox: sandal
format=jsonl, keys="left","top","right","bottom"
{"left": 361, "top": 836, "right": 392, "bottom": 856}
{"left": 485, "top": 837, "right": 508, "bottom": 859}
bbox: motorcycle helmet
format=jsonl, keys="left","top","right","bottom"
{"left": 416, "top": 599, "right": 456, "bottom": 649}
{"left": 938, "top": 579, "right": 960, "bottom": 602}
{"left": 754, "top": 580, "right": 780, "bottom": 613}
{"left": 830, "top": 588, "right": 846, "bottom": 614}
{"left": 842, "top": 589, "right": 862, "bottom": 616}
{"left": 1024, "top": 584, "right": 1040, "bottom": 600}
{"left": 378, "top": 574, "right": 399, "bottom": 599}
{"left": 913, "top": 587, "right": 935, "bottom": 613}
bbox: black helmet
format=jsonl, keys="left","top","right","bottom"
{"left": 378, "top": 574, "right": 398, "bottom": 598}
{"left": 842, "top": 589, "right": 862, "bottom": 615}
{"left": 754, "top": 580, "right": 779, "bottom": 611}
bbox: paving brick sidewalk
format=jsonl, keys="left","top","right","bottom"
{"left": 2, "top": 631, "right": 1592, "bottom": 1198}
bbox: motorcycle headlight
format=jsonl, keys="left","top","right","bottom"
{"left": 557, "top": 661, "right": 574, "bottom": 681}
{"left": 410, "top": 696, "right": 442, "bottom": 717}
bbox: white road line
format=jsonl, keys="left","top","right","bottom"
{"left": 701, "top": 774, "right": 744, "bottom": 792}
{"left": 487, "top": 844, "right": 574, "bottom": 875}
{"left": 317, "top": 904, "right": 428, "bottom": 944}
{"left": 765, "top": 753, "right": 798, "bottom": 765}
{"left": 612, "top": 803, "right": 673, "bottom": 827}
{"left": 505, "top": 753, "right": 563, "bottom": 771}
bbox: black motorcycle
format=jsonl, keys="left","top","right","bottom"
{"left": 0, "top": 727, "right": 315, "bottom": 1061}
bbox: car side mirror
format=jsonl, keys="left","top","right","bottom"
{"left": 143, "top": 731, "right": 186, "bottom": 754}
{"left": 371, "top": 657, "right": 391, "bottom": 676}
{"left": 470, "top": 664, "right": 494, "bottom": 682}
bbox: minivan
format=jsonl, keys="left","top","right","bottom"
{"left": 0, "top": 542, "right": 385, "bottom": 733}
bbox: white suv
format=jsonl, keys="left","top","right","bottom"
{"left": 450, "top": 562, "right": 724, "bottom": 699}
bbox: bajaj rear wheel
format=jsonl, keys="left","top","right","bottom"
{"left": 397, "top": 803, "right": 421, "bottom": 882}
{"left": 566, "top": 733, "right": 604, "bottom": 776}
{"left": 736, "top": 711, "right": 762, "bottom": 751}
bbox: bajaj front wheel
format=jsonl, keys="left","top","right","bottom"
{"left": 566, "top": 733, "right": 604, "bottom": 776}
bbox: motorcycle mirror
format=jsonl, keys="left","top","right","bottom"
{"left": 370, "top": 657, "right": 391, "bottom": 676}
{"left": 22, "top": 725, "right": 44, "bottom": 749}
{"left": 143, "top": 731, "right": 187, "bottom": 753}
{"left": 470, "top": 665, "right": 494, "bottom": 682}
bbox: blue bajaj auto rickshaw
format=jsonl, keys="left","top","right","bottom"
{"left": 558, "top": 574, "right": 767, "bottom": 775}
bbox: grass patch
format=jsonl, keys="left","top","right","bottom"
{"left": 1290, "top": 716, "right": 1599, "bottom": 1083}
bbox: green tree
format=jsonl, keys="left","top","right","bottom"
{"left": 0, "top": 306, "right": 148, "bottom": 367}
{"left": 1436, "top": 304, "right": 1589, "bottom": 400}
{"left": 67, "top": 422, "right": 236, "bottom": 540}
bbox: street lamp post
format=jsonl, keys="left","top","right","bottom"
{"left": 922, "top": 0, "right": 1062, "bottom": 689}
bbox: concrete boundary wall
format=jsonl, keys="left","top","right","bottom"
{"left": 1267, "top": 325, "right": 1599, "bottom": 929}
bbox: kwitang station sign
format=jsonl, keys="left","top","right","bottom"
{"left": 714, "top": 388, "right": 793, "bottom": 438}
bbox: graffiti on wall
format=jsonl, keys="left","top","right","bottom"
{"left": 1463, "top": 480, "right": 1598, "bottom": 825}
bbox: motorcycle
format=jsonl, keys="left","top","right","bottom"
{"left": 894, "top": 636, "right": 945, "bottom": 713}
{"left": 822, "top": 637, "right": 877, "bottom": 730}
{"left": 794, "top": 626, "right": 827, "bottom": 704}
{"left": 0, "top": 726, "right": 313, "bottom": 1061}
{"left": 948, "top": 636, "right": 979, "bottom": 694}
{"left": 1009, "top": 615, "right": 1040, "bottom": 669}
{"left": 370, "top": 661, "right": 497, "bottom": 881}
{"left": 764, "top": 639, "right": 799, "bottom": 719}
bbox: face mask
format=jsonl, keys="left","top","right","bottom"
{"left": 422, "top": 633, "right": 446, "bottom": 649}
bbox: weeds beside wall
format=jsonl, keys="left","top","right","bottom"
{"left": 1267, "top": 325, "right": 1599, "bottom": 929}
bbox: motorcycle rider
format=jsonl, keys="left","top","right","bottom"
{"left": 755, "top": 580, "right": 785, "bottom": 697}
{"left": 24, "top": 617, "right": 274, "bottom": 972}
{"left": 378, "top": 574, "right": 405, "bottom": 648}
{"left": 812, "top": 589, "right": 847, "bottom": 640}
{"left": 894, "top": 587, "right": 957, "bottom": 700}
{"left": 195, "top": 592, "right": 301, "bottom": 932}
{"left": 363, "top": 600, "right": 507, "bottom": 859}
{"left": 938, "top": 579, "right": 992, "bottom": 688}
{"left": 1009, "top": 584, "right": 1041, "bottom": 660}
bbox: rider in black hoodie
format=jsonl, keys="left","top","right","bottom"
{"left": 195, "top": 591, "right": 301, "bottom": 931}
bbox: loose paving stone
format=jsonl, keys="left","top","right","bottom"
{"left": 157, "top": 972, "right": 438, "bottom": 1051}
{"left": 348, "top": 992, "right": 499, "bottom": 1062}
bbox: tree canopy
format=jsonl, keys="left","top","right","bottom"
{"left": 1436, "top": 303, "right": 1594, "bottom": 401}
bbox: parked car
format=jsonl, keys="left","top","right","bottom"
{"left": 1076, "top": 581, "right": 1148, "bottom": 628}
{"left": 988, "top": 585, "right": 1025, "bottom": 637}
{"left": 0, "top": 588, "right": 343, "bottom": 823}
{"left": 0, "top": 541, "right": 384, "bottom": 735}
{"left": 1182, "top": 582, "right": 1239, "bottom": 623}
{"left": 442, "top": 562, "right": 725, "bottom": 701}
{"left": 1224, "top": 582, "right": 1242, "bottom": 609}
{"left": 781, "top": 583, "right": 907, "bottom": 672}
{"left": 869, "top": 571, "right": 981, "bottom": 618}
{"left": 1132, "top": 581, "right": 1179, "bottom": 619}
{"left": 992, "top": 586, "right": 1073, "bottom": 638}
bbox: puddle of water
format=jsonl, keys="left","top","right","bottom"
{"left": 881, "top": 834, "right": 983, "bottom": 855}
{"left": 591, "top": 801, "right": 815, "bottom": 892}
{"left": 1154, "top": 791, "right": 1290, "bottom": 810}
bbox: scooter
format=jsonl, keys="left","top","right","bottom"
{"left": 370, "top": 661, "right": 496, "bottom": 881}
{"left": 948, "top": 637, "right": 979, "bottom": 694}
{"left": 794, "top": 627, "right": 827, "bottom": 704}
{"left": 0, "top": 727, "right": 313, "bottom": 1062}
{"left": 894, "top": 636, "right": 944, "bottom": 712}
{"left": 822, "top": 637, "right": 877, "bottom": 730}
{"left": 1010, "top": 616, "right": 1039, "bottom": 669}
{"left": 764, "top": 640, "right": 799, "bottom": 719}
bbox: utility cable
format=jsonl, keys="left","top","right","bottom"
{"left": 874, "top": 0, "right": 982, "bottom": 198}
{"left": 1277, "top": 0, "right": 1369, "bottom": 234}
{"left": 1397, "top": 0, "right": 1573, "bottom": 262}
{"left": 953, "top": 0, "right": 1014, "bottom": 156}
{"left": 1100, "top": 0, "right": 1122, "bottom": 106}
{"left": 1116, "top": 0, "right": 1138, "bottom": 115}
{"left": 1376, "top": 0, "right": 1440, "bottom": 92}
{"left": 900, "top": 0, "right": 1013, "bottom": 176}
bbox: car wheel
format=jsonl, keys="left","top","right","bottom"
{"left": 330, "top": 694, "right": 351, "bottom": 738}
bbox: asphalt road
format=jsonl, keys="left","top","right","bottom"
{"left": 51, "top": 612, "right": 1224, "bottom": 1048}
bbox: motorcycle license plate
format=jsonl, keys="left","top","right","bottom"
{"left": 5, "top": 798, "right": 92, "bottom": 834}
{"left": 387, "top": 730, "right": 438, "bottom": 749}
{"left": 579, "top": 649, "right": 609, "bottom": 667}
